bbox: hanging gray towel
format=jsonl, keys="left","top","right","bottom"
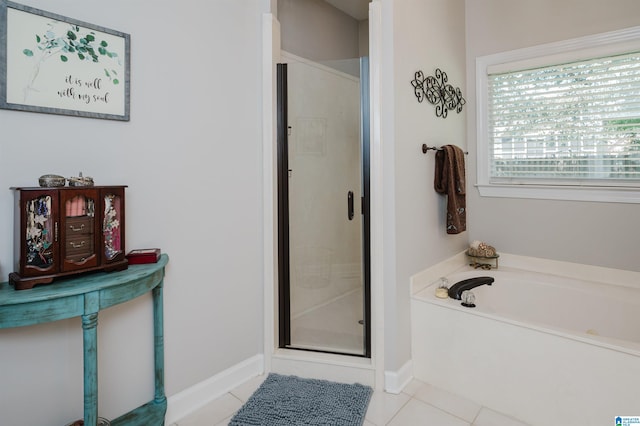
{"left": 434, "top": 145, "right": 466, "bottom": 234}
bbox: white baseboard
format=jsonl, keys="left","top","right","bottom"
{"left": 384, "top": 360, "right": 413, "bottom": 394}
{"left": 165, "top": 354, "right": 264, "bottom": 424}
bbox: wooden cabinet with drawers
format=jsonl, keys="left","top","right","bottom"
{"left": 9, "top": 186, "right": 127, "bottom": 290}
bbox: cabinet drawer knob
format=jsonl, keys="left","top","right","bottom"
{"left": 69, "top": 224, "right": 85, "bottom": 232}
{"left": 70, "top": 241, "right": 86, "bottom": 249}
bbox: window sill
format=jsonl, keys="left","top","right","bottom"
{"left": 476, "top": 183, "right": 640, "bottom": 204}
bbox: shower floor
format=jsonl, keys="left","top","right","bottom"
{"left": 289, "top": 288, "right": 365, "bottom": 355}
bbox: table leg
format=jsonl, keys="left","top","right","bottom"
{"left": 152, "top": 282, "right": 166, "bottom": 404}
{"left": 82, "top": 312, "right": 99, "bottom": 426}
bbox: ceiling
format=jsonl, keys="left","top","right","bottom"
{"left": 324, "top": 0, "right": 370, "bottom": 21}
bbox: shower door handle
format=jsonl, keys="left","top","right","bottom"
{"left": 347, "top": 191, "right": 354, "bottom": 220}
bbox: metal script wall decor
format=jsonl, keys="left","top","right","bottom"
{"left": 411, "top": 68, "right": 466, "bottom": 118}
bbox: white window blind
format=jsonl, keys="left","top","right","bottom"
{"left": 487, "top": 51, "right": 640, "bottom": 185}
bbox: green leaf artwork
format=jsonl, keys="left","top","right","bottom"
{"left": 20, "top": 22, "right": 124, "bottom": 101}
{"left": 102, "top": 68, "right": 120, "bottom": 85}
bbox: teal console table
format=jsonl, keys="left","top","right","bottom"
{"left": 0, "top": 254, "right": 169, "bottom": 426}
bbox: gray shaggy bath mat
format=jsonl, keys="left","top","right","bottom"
{"left": 229, "top": 373, "right": 373, "bottom": 425}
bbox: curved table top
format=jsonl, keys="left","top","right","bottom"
{"left": 0, "top": 254, "right": 169, "bottom": 328}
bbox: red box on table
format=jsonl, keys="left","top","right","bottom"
{"left": 126, "top": 248, "right": 161, "bottom": 264}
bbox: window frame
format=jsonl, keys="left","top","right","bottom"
{"left": 476, "top": 26, "right": 640, "bottom": 204}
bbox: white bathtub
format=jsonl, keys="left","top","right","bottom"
{"left": 411, "top": 255, "right": 640, "bottom": 426}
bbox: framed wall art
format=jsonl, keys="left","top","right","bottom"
{"left": 0, "top": 0, "right": 130, "bottom": 120}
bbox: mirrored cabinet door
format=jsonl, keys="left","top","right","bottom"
{"left": 102, "top": 187, "right": 125, "bottom": 263}
{"left": 22, "top": 191, "right": 58, "bottom": 275}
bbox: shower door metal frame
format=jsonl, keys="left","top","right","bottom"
{"left": 277, "top": 63, "right": 291, "bottom": 349}
{"left": 361, "top": 57, "right": 371, "bottom": 358}
{"left": 276, "top": 60, "right": 371, "bottom": 358}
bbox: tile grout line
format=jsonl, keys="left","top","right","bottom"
{"left": 381, "top": 394, "right": 413, "bottom": 425}
{"left": 412, "top": 396, "right": 479, "bottom": 425}
{"left": 470, "top": 405, "right": 483, "bottom": 425}
{"left": 227, "top": 391, "right": 245, "bottom": 404}
{"left": 226, "top": 391, "right": 245, "bottom": 424}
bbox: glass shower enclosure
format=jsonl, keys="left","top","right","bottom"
{"left": 278, "top": 55, "right": 370, "bottom": 357}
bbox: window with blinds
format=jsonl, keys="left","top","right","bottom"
{"left": 488, "top": 52, "right": 640, "bottom": 184}
{"left": 476, "top": 26, "right": 640, "bottom": 202}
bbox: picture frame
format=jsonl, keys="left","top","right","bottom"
{"left": 0, "top": 0, "right": 130, "bottom": 120}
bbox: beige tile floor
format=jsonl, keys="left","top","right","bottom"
{"left": 169, "top": 374, "right": 530, "bottom": 426}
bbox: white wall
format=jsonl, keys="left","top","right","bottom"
{"left": 278, "top": 0, "right": 368, "bottom": 78}
{"left": 465, "top": 0, "right": 640, "bottom": 272}
{"left": 379, "top": 0, "right": 467, "bottom": 372}
{"left": 0, "top": 1, "right": 266, "bottom": 425}
{"left": 278, "top": 0, "right": 360, "bottom": 62}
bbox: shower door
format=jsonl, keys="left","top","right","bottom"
{"left": 278, "top": 57, "right": 370, "bottom": 357}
